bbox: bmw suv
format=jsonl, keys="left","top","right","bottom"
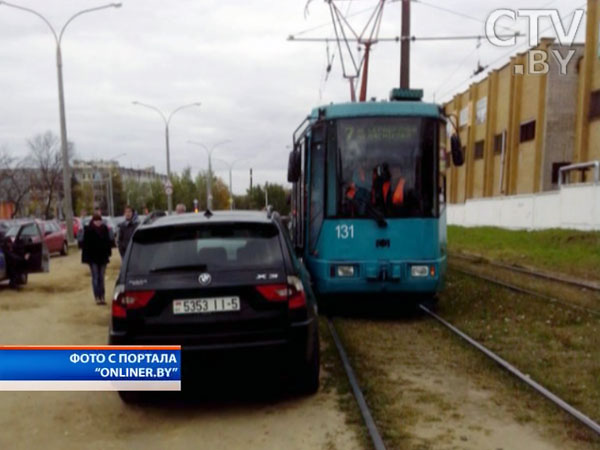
{"left": 109, "top": 210, "right": 319, "bottom": 399}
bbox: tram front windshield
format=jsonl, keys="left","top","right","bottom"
{"left": 334, "top": 117, "right": 437, "bottom": 219}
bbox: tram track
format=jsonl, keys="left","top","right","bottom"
{"left": 327, "top": 318, "right": 387, "bottom": 450}
{"left": 451, "top": 266, "right": 600, "bottom": 318}
{"left": 419, "top": 304, "right": 600, "bottom": 436}
{"left": 450, "top": 252, "right": 600, "bottom": 292}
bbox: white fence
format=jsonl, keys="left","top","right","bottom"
{"left": 447, "top": 184, "right": 600, "bottom": 231}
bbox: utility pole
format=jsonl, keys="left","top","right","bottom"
{"left": 401, "top": 0, "right": 411, "bottom": 89}
{"left": 264, "top": 182, "right": 268, "bottom": 209}
{"left": 358, "top": 42, "right": 372, "bottom": 102}
{"left": 0, "top": 1, "right": 122, "bottom": 243}
{"left": 187, "top": 140, "right": 231, "bottom": 211}
{"left": 133, "top": 101, "right": 202, "bottom": 214}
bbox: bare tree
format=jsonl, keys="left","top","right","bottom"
{"left": 28, "top": 131, "right": 74, "bottom": 219}
{"left": 0, "top": 147, "right": 33, "bottom": 218}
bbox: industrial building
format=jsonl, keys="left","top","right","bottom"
{"left": 444, "top": 0, "right": 600, "bottom": 205}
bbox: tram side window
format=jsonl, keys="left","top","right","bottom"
{"left": 291, "top": 137, "right": 307, "bottom": 250}
{"left": 309, "top": 127, "right": 326, "bottom": 251}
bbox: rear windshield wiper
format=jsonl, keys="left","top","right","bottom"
{"left": 150, "top": 264, "right": 207, "bottom": 273}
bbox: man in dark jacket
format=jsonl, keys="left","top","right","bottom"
{"left": 81, "top": 213, "right": 112, "bottom": 304}
{"left": 1, "top": 237, "right": 29, "bottom": 289}
{"left": 117, "top": 205, "right": 138, "bottom": 258}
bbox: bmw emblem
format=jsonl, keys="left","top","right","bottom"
{"left": 198, "top": 273, "right": 212, "bottom": 286}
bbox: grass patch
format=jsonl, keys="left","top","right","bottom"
{"left": 448, "top": 226, "right": 600, "bottom": 281}
{"left": 440, "top": 271, "right": 600, "bottom": 440}
{"left": 332, "top": 280, "right": 600, "bottom": 449}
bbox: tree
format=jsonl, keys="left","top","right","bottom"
{"left": 123, "top": 178, "right": 147, "bottom": 212}
{"left": 233, "top": 183, "right": 291, "bottom": 214}
{"left": 265, "top": 183, "right": 290, "bottom": 215}
{"left": 0, "top": 147, "right": 33, "bottom": 218}
{"left": 147, "top": 179, "right": 167, "bottom": 211}
{"left": 194, "top": 170, "right": 229, "bottom": 211}
{"left": 27, "top": 131, "right": 74, "bottom": 219}
{"left": 74, "top": 181, "right": 94, "bottom": 216}
{"left": 172, "top": 167, "right": 198, "bottom": 211}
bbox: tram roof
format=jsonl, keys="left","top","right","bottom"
{"left": 310, "top": 101, "right": 442, "bottom": 121}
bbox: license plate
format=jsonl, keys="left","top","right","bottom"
{"left": 172, "top": 297, "right": 241, "bottom": 315}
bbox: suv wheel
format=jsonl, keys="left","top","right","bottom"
{"left": 61, "top": 241, "right": 68, "bottom": 256}
{"left": 291, "top": 332, "right": 320, "bottom": 395}
{"left": 9, "top": 273, "right": 27, "bottom": 289}
{"left": 118, "top": 391, "right": 142, "bottom": 404}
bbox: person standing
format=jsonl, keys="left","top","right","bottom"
{"left": 81, "top": 212, "right": 111, "bottom": 305}
{"left": 117, "top": 205, "right": 138, "bottom": 258}
{"left": 1, "top": 236, "right": 29, "bottom": 289}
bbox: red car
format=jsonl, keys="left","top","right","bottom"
{"left": 40, "top": 220, "right": 69, "bottom": 256}
{"left": 59, "top": 217, "right": 81, "bottom": 238}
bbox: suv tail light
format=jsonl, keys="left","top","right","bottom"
{"left": 255, "top": 276, "right": 306, "bottom": 310}
{"left": 112, "top": 284, "right": 155, "bottom": 318}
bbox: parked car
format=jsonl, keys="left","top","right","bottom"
{"left": 109, "top": 210, "right": 320, "bottom": 402}
{"left": 40, "top": 220, "right": 69, "bottom": 256}
{"left": 59, "top": 217, "right": 81, "bottom": 238}
{"left": 141, "top": 211, "right": 165, "bottom": 225}
{"left": 77, "top": 216, "right": 116, "bottom": 249}
{"left": 0, "top": 220, "right": 12, "bottom": 240}
{"left": 1, "top": 221, "right": 49, "bottom": 286}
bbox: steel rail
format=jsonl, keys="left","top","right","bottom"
{"left": 419, "top": 305, "right": 600, "bottom": 436}
{"left": 452, "top": 267, "right": 600, "bottom": 318}
{"left": 327, "top": 319, "right": 386, "bottom": 450}
{"left": 450, "top": 252, "right": 600, "bottom": 292}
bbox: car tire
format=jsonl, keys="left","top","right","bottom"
{"left": 118, "top": 391, "right": 141, "bottom": 404}
{"left": 60, "top": 241, "right": 68, "bottom": 256}
{"left": 9, "top": 273, "right": 27, "bottom": 289}
{"left": 291, "top": 332, "right": 320, "bottom": 395}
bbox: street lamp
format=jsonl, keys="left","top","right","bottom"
{"left": 212, "top": 157, "right": 248, "bottom": 210}
{"left": 0, "top": 1, "right": 122, "bottom": 244}
{"left": 187, "top": 140, "right": 231, "bottom": 210}
{"left": 105, "top": 152, "right": 126, "bottom": 217}
{"left": 132, "top": 101, "right": 201, "bottom": 214}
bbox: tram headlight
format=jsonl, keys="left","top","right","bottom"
{"left": 411, "top": 265, "right": 429, "bottom": 278}
{"left": 337, "top": 265, "right": 355, "bottom": 277}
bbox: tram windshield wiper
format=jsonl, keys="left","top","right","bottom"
{"left": 365, "top": 204, "right": 388, "bottom": 228}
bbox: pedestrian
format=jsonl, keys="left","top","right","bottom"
{"left": 1, "top": 236, "right": 29, "bottom": 289}
{"left": 81, "top": 212, "right": 112, "bottom": 305}
{"left": 175, "top": 203, "right": 187, "bottom": 214}
{"left": 117, "top": 205, "right": 138, "bottom": 258}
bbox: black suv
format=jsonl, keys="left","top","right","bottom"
{"left": 109, "top": 211, "right": 319, "bottom": 398}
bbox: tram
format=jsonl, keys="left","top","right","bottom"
{"left": 287, "top": 88, "right": 464, "bottom": 300}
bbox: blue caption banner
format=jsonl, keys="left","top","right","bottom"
{"left": 0, "top": 346, "right": 181, "bottom": 391}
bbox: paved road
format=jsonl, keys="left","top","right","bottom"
{"left": 0, "top": 252, "right": 360, "bottom": 450}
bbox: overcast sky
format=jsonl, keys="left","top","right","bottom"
{"left": 0, "top": 0, "right": 587, "bottom": 194}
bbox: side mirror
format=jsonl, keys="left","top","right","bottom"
{"left": 450, "top": 134, "right": 464, "bottom": 167}
{"left": 287, "top": 149, "right": 301, "bottom": 183}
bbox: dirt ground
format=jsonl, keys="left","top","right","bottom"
{"left": 0, "top": 251, "right": 361, "bottom": 450}
{"left": 335, "top": 308, "right": 600, "bottom": 450}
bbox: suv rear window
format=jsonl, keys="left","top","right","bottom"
{"left": 127, "top": 223, "right": 284, "bottom": 274}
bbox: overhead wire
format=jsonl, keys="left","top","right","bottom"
{"left": 291, "top": 3, "right": 374, "bottom": 38}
